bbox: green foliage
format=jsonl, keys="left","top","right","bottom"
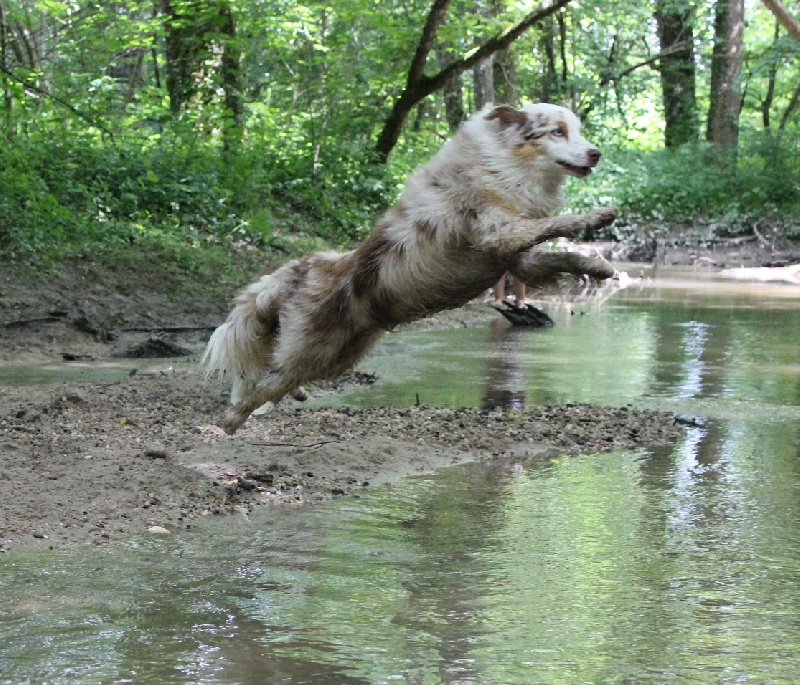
{"left": 0, "top": 124, "right": 399, "bottom": 264}
{"left": 564, "top": 130, "right": 800, "bottom": 237}
{"left": 1, "top": 0, "right": 799, "bottom": 265}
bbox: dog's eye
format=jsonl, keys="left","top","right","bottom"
{"left": 552, "top": 127, "right": 565, "bottom": 137}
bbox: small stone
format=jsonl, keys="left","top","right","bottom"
{"left": 147, "top": 526, "right": 170, "bottom": 535}
{"left": 144, "top": 449, "right": 168, "bottom": 459}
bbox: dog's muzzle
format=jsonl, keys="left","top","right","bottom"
{"left": 557, "top": 148, "right": 601, "bottom": 178}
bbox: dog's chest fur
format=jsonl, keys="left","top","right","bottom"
{"left": 298, "top": 126, "right": 567, "bottom": 330}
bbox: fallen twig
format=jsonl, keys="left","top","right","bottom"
{"left": 2, "top": 314, "right": 68, "bottom": 328}
{"left": 121, "top": 325, "right": 218, "bottom": 333}
{"left": 243, "top": 440, "right": 340, "bottom": 450}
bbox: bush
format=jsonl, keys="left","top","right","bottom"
{"left": 564, "top": 130, "right": 800, "bottom": 238}
{"left": 3, "top": 122, "right": 797, "bottom": 265}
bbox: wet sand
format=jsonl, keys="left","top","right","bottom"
{"left": 1, "top": 363, "right": 685, "bottom": 553}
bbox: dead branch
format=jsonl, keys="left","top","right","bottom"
{"left": 244, "top": 440, "right": 340, "bottom": 450}
{"left": 2, "top": 314, "right": 67, "bottom": 328}
{"left": 121, "top": 325, "right": 218, "bottom": 333}
{"left": 761, "top": 0, "right": 800, "bottom": 42}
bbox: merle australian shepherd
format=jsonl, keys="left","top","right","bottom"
{"left": 203, "top": 103, "right": 619, "bottom": 434}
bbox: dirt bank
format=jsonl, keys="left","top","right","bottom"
{"left": 1, "top": 367, "right": 687, "bottom": 554}
{"left": 5, "top": 242, "right": 766, "bottom": 555}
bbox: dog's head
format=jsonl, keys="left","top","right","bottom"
{"left": 483, "top": 103, "right": 601, "bottom": 178}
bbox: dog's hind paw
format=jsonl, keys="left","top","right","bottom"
{"left": 290, "top": 386, "right": 309, "bottom": 402}
{"left": 222, "top": 409, "right": 249, "bottom": 435}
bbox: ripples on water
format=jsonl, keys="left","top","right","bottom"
{"left": 1, "top": 274, "right": 799, "bottom": 683}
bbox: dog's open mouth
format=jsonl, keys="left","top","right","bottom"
{"left": 557, "top": 161, "right": 593, "bottom": 178}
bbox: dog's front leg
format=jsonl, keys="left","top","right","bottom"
{"left": 510, "top": 250, "right": 616, "bottom": 289}
{"left": 475, "top": 207, "right": 618, "bottom": 254}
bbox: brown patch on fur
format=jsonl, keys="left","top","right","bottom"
{"left": 311, "top": 254, "right": 350, "bottom": 287}
{"left": 368, "top": 287, "right": 402, "bottom": 330}
{"left": 325, "top": 330, "right": 382, "bottom": 379}
{"left": 383, "top": 202, "right": 408, "bottom": 224}
{"left": 289, "top": 259, "right": 312, "bottom": 291}
{"left": 415, "top": 219, "right": 437, "bottom": 239}
{"left": 554, "top": 119, "right": 569, "bottom": 139}
{"left": 479, "top": 189, "right": 524, "bottom": 217}
{"left": 307, "top": 256, "right": 355, "bottom": 331}
{"left": 351, "top": 228, "right": 394, "bottom": 299}
{"left": 312, "top": 281, "right": 352, "bottom": 334}
{"left": 485, "top": 105, "right": 528, "bottom": 130}
{"left": 512, "top": 141, "right": 543, "bottom": 163}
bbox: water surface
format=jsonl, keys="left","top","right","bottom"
{"left": 2, "top": 273, "right": 799, "bottom": 684}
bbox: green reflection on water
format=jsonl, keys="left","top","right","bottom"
{"left": 317, "top": 286, "right": 800, "bottom": 423}
{"left": 2, "top": 419, "right": 798, "bottom": 683}
{"left": 1, "top": 277, "right": 800, "bottom": 684}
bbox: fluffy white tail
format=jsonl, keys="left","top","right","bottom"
{"left": 201, "top": 320, "right": 239, "bottom": 381}
{"left": 201, "top": 271, "right": 285, "bottom": 391}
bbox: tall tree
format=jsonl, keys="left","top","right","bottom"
{"left": 437, "top": 43, "right": 465, "bottom": 132}
{"left": 0, "top": 0, "right": 11, "bottom": 137}
{"left": 538, "top": 14, "right": 559, "bottom": 102}
{"left": 374, "top": 0, "right": 574, "bottom": 163}
{"left": 473, "top": 0, "right": 516, "bottom": 110}
{"left": 493, "top": 46, "right": 516, "bottom": 104}
{"left": 473, "top": 54, "right": 494, "bottom": 109}
{"left": 654, "top": 0, "right": 698, "bottom": 147}
{"left": 760, "top": 19, "right": 781, "bottom": 128}
{"left": 707, "top": 0, "right": 745, "bottom": 161}
{"left": 161, "top": 0, "right": 242, "bottom": 128}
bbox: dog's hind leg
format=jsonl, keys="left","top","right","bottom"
{"left": 290, "top": 386, "right": 309, "bottom": 401}
{"left": 222, "top": 371, "right": 298, "bottom": 435}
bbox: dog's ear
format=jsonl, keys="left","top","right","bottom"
{"left": 485, "top": 105, "right": 528, "bottom": 130}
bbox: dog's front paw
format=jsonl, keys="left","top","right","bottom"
{"left": 586, "top": 207, "right": 618, "bottom": 231}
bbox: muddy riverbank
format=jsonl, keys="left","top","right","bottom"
{"left": 9, "top": 243, "right": 784, "bottom": 554}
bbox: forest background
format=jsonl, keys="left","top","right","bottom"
{"left": 1, "top": 0, "right": 799, "bottom": 274}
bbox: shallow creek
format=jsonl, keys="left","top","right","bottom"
{"left": 2, "top": 273, "right": 799, "bottom": 684}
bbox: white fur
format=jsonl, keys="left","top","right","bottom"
{"left": 203, "top": 103, "right": 619, "bottom": 434}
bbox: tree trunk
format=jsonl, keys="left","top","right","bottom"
{"left": 707, "top": 0, "right": 745, "bottom": 163}
{"left": 654, "top": 0, "right": 697, "bottom": 147}
{"left": 151, "top": 1, "right": 162, "bottom": 89}
{"left": 493, "top": 48, "right": 516, "bottom": 105}
{"left": 779, "top": 79, "right": 800, "bottom": 129}
{"left": 539, "top": 15, "right": 558, "bottom": 102}
{"left": 761, "top": 20, "right": 780, "bottom": 128}
{"left": 374, "top": 0, "right": 575, "bottom": 163}
{"left": 162, "top": 0, "right": 202, "bottom": 116}
{"left": 473, "top": 55, "right": 494, "bottom": 109}
{"left": 218, "top": 4, "right": 243, "bottom": 151}
{"left": 437, "top": 44, "right": 464, "bottom": 132}
{"left": 0, "top": 0, "right": 12, "bottom": 137}
{"left": 161, "top": 0, "right": 242, "bottom": 126}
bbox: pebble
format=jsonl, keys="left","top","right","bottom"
{"left": 147, "top": 526, "right": 170, "bottom": 535}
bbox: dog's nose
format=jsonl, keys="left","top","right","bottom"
{"left": 587, "top": 148, "right": 601, "bottom": 165}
